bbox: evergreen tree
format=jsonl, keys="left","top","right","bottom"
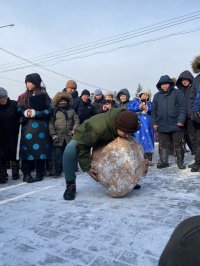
{"left": 135, "top": 83, "right": 143, "bottom": 97}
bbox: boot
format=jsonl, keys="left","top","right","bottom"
{"left": 0, "top": 166, "right": 8, "bottom": 184}
{"left": 63, "top": 182, "right": 76, "bottom": 200}
{"left": 188, "top": 162, "right": 195, "bottom": 168}
{"left": 145, "top": 152, "right": 153, "bottom": 166}
{"left": 157, "top": 149, "right": 169, "bottom": 169}
{"left": 23, "top": 173, "right": 35, "bottom": 183}
{"left": 11, "top": 161, "right": 20, "bottom": 180}
{"left": 2, "top": 163, "right": 8, "bottom": 178}
{"left": 191, "top": 163, "right": 200, "bottom": 172}
{"left": 176, "top": 148, "right": 186, "bottom": 169}
{"left": 35, "top": 172, "right": 44, "bottom": 182}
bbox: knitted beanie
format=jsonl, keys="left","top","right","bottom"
{"left": 25, "top": 73, "right": 42, "bottom": 88}
{"left": 81, "top": 89, "right": 90, "bottom": 97}
{"left": 66, "top": 80, "right": 77, "bottom": 90}
{"left": 105, "top": 91, "right": 114, "bottom": 97}
{"left": 94, "top": 89, "right": 103, "bottom": 97}
{"left": 0, "top": 87, "right": 8, "bottom": 98}
{"left": 115, "top": 111, "right": 140, "bottom": 133}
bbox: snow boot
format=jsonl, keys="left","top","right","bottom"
{"left": 11, "top": 161, "right": 20, "bottom": 180}
{"left": 145, "top": 152, "right": 153, "bottom": 166}
{"left": 133, "top": 184, "right": 141, "bottom": 190}
{"left": 157, "top": 149, "right": 169, "bottom": 169}
{"left": 63, "top": 182, "right": 76, "bottom": 200}
{"left": 0, "top": 165, "right": 8, "bottom": 184}
{"left": 176, "top": 148, "right": 186, "bottom": 169}
{"left": 191, "top": 163, "right": 200, "bottom": 172}
{"left": 35, "top": 172, "right": 44, "bottom": 182}
{"left": 188, "top": 162, "right": 195, "bottom": 168}
{"left": 23, "top": 173, "right": 35, "bottom": 183}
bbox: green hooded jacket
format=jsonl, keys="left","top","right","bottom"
{"left": 73, "top": 108, "right": 123, "bottom": 171}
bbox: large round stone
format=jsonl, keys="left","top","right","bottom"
{"left": 91, "top": 137, "right": 147, "bottom": 197}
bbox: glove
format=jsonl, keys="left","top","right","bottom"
{"left": 24, "top": 109, "right": 35, "bottom": 118}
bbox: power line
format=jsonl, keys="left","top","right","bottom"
{"left": 0, "top": 24, "right": 14, "bottom": 29}
{"left": 0, "top": 11, "right": 200, "bottom": 71}
{"left": 0, "top": 47, "right": 105, "bottom": 90}
{"left": 47, "top": 27, "right": 200, "bottom": 64}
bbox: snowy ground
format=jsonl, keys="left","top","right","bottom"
{"left": 0, "top": 144, "right": 200, "bottom": 266}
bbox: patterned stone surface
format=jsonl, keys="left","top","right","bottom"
{"left": 91, "top": 137, "right": 147, "bottom": 197}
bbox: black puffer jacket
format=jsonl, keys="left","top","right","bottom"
{"left": 0, "top": 98, "right": 19, "bottom": 162}
{"left": 151, "top": 75, "right": 186, "bottom": 132}
{"left": 74, "top": 97, "right": 95, "bottom": 124}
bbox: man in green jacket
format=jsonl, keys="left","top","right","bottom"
{"left": 63, "top": 108, "right": 141, "bottom": 200}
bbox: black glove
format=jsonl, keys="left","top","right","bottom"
{"left": 19, "top": 117, "right": 27, "bottom": 125}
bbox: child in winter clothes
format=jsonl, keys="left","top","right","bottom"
{"left": 128, "top": 89, "right": 154, "bottom": 165}
{"left": 49, "top": 92, "right": 79, "bottom": 177}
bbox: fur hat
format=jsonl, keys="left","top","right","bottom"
{"left": 94, "top": 89, "right": 103, "bottom": 97}
{"left": 138, "top": 88, "right": 151, "bottom": 98}
{"left": 0, "top": 87, "right": 8, "bottom": 98}
{"left": 52, "top": 92, "right": 72, "bottom": 106}
{"left": 81, "top": 89, "right": 90, "bottom": 97}
{"left": 66, "top": 80, "right": 77, "bottom": 90}
{"left": 115, "top": 110, "right": 140, "bottom": 133}
{"left": 192, "top": 55, "right": 200, "bottom": 74}
{"left": 25, "top": 73, "right": 42, "bottom": 88}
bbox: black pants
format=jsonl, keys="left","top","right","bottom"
{"left": 159, "top": 131, "right": 184, "bottom": 150}
{"left": 193, "top": 121, "right": 200, "bottom": 163}
{"left": 21, "top": 159, "right": 45, "bottom": 176}
{"left": 53, "top": 144, "right": 66, "bottom": 174}
{"left": 185, "top": 119, "right": 196, "bottom": 153}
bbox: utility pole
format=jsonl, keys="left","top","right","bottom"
{"left": 0, "top": 24, "right": 14, "bottom": 29}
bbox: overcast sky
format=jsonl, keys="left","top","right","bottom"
{"left": 0, "top": 0, "right": 200, "bottom": 100}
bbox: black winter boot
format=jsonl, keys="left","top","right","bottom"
{"left": 176, "top": 148, "right": 186, "bottom": 169}
{"left": 23, "top": 173, "right": 35, "bottom": 183}
{"left": 11, "top": 161, "right": 20, "bottom": 180}
{"left": 0, "top": 166, "right": 8, "bottom": 184}
{"left": 145, "top": 152, "right": 153, "bottom": 166}
{"left": 157, "top": 149, "right": 169, "bottom": 169}
{"left": 35, "top": 173, "right": 44, "bottom": 182}
{"left": 191, "top": 163, "right": 200, "bottom": 172}
{"left": 63, "top": 182, "right": 76, "bottom": 200}
{"left": 188, "top": 162, "right": 195, "bottom": 168}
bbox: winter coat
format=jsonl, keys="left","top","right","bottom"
{"left": 159, "top": 216, "right": 200, "bottom": 266}
{"left": 92, "top": 98, "right": 104, "bottom": 114}
{"left": 189, "top": 74, "right": 200, "bottom": 114}
{"left": 128, "top": 98, "right": 154, "bottom": 153}
{"left": 49, "top": 92, "right": 80, "bottom": 146}
{"left": 116, "top": 88, "right": 130, "bottom": 109}
{"left": 0, "top": 98, "right": 20, "bottom": 162}
{"left": 151, "top": 75, "right": 186, "bottom": 133}
{"left": 18, "top": 90, "right": 53, "bottom": 160}
{"left": 176, "top": 70, "right": 194, "bottom": 117}
{"left": 73, "top": 108, "right": 123, "bottom": 171}
{"left": 74, "top": 97, "right": 95, "bottom": 124}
